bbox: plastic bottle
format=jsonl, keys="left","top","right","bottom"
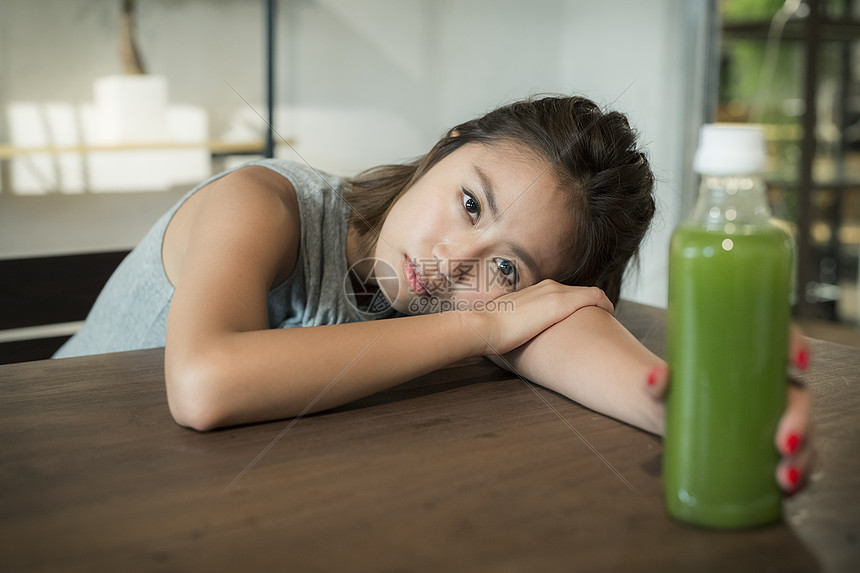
{"left": 664, "top": 124, "right": 793, "bottom": 528}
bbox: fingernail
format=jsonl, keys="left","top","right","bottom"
{"left": 795, "top": 348, "right": 809, "bottom": 370}
{"left": 786, "top": 466, "right": 801, "bottom": 488}
{"left": 785, "top": 432, "right": 801, "bottom": 454}
{"left": 647, "top": 366, "right": 660, "bottom": 387}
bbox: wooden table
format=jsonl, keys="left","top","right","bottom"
{"left": 1, "top": 302, "right": 858, "bottom": 572}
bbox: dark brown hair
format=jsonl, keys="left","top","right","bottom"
{"left": 347, "top": 95, "right": 655, "bottom": 304}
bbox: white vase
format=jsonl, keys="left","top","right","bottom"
{"left": 93, "top": 74, "right": 169, "bottom": 144}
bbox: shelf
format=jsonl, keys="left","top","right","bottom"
{"left": 767, "top": 180, "right": 860, "bottom": 191}
{"left": 716, "top": 0, "right": 860, "bottom": 322}
{"left": 723, "top": 18, "right": 860, "bottom": 43}
{"left": 0, "top": 139, "right": 286, "bottom": 159}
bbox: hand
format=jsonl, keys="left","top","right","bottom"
{"left": 646, "top": 324, "right": 814, "bottom": 496}
{"left": 468, "top": 280, "right": 614, "bottom": 356}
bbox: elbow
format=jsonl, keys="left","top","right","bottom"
{"left": 170, "top": 403, "right": 221, "bottom": 433}
{"left": 165, "top": 352, "right": 229, "bottom": 432}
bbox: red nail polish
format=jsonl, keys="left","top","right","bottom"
{"left": 786, "top": 466, "right": 800, "bottom": 487}
{"left": 647, "top": 366, "right": 659, "bottom": 387}
{"left": 796, "top": 348, "right": 809, "bottom": 370}
{"left": 786, "top": 432, "right": 801, "bottom": 454}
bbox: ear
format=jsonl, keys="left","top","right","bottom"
{"left": 448, "top": 129, "right": 460, "bottom": 138}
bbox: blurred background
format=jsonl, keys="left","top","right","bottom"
{"left": 1, "top": 0, "right": 858, "bottom": 362}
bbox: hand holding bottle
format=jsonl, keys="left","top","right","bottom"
{"left": 775, "top": 324, "right": 814, "bottom": 495}
{"left": 647, "top": 325, "right": 814, "bottom": 495}
{"left": 664, "top": 124, "right": 802, "bottom": 528}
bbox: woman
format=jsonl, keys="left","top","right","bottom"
{"left": 55, "top": 95, "right": 811, "bottom": 493}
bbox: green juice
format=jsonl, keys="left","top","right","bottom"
{"left": 665, "top": 224, "right": 792, "bottom": 528}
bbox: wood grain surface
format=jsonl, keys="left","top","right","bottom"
{"left": 0, "top": 301, "right": 857, "bottom": 572}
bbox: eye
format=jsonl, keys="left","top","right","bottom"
{"left": 493, "top": 257, "right": 519, "bottom": 287}
{"left": 461, "top": 188, "right": 481, "bottom": 221}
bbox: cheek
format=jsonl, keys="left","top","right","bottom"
{"left": 386, "top": 193, "right": 448, "bottom": 242}
{"left": 414, "top": 187, "right": 456, "bottom": 225}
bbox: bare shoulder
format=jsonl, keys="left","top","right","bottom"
{"left": 163, "top": 165, "right": 301, "bottom": 289}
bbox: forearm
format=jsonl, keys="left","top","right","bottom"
{"left": 166, "top": 311, "right": 483, "bottom": 430}
{"left": 495, "top": 306, "right": 666, "bottom": 435}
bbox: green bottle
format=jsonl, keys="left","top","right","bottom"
{"left": 664, "top": 124, "right": 793, "bottom": 528}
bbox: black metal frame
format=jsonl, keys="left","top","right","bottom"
{"left": 265, "top": 0, "right": 277, "bottom": 159}
{"left": 722, "top": 0, "right": 860, "bottom": 321}
{"left": 210, "top": 0, "right": 277, "bottom": 160}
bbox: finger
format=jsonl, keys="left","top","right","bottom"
{"left": 602, "top": 296, "right": 615, "bottom": 316}
{"left": 595, "top": 287, "right": 615, "bottom": 316}
{"left": 645, "top": 362, "right": 669, "bottom": 400}
{"left": 775, "top": 381, "right": 812, "bottom": 457}
{"left": 568, "top": 285, "right": 614, "bottom": 316}
{"left": 528, "top": 281, "right": 614, "bottom": 317}
{"left": 776, "top": 443, "right": 815, "bottom": 495}
{"left": 789, "top": 323, "right": 810, "bottom": 371}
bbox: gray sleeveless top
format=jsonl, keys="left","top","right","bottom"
{"left": 54, "top": 159, "right": 391, "bottom": 359}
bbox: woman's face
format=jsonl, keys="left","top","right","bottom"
{"left": 372, "top": 141, "right": 574, "bottom": 315}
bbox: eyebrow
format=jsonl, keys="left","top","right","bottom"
{"left": 508, "top": 243, "right": 540, "bottom": 282}
{"left": 473, "top": 165, "right": 499, "bottom": 218}
{"left": 472, "top": 164, "right": 540, "bottom": 281}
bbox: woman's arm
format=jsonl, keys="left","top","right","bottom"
{"left": 164, "top": 168, "right": 610, "bottom": 431}
{"left": 164, "top": 168, "right": 486, "bottom": 430}
{"left": 169, "top": 312, "right": 486, "bottom": 431}
{"left": 488, "top": 306, "right": 666, "bottom": 435}
{"left": 491, "top": 302, "right": 815, "bottom": 490}
{"left": 493, "top": 307, "right": 815, "bottom": 495}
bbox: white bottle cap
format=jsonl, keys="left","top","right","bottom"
{"left": 693, "top": 123, "right": 767, "bottom": 175}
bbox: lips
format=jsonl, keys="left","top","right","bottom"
{"left": 403, "top": 255, "right": 431, "bottom": 297}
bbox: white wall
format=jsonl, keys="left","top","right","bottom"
{"left": 1, "top": 0, "right": 711, "bottom": 307}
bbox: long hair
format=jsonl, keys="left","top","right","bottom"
{"left": 346, "top": 95, "right": 655, "bottom": 304}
